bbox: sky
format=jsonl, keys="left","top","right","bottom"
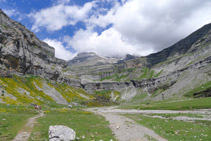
{"left": 1, "top": 0, "right": 211, "bottom": 60}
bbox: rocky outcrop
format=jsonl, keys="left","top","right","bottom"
{"left": 83, "top": 55, "right": 211, "bottom": 100}
{"left": 0, "top": 9, "right": 67, "bottom": 80}
{"left": 193, "top": 87, "right": 211, "bottom": 98}
{"left": 0, "top": 9, "right": 83, "bottom": 87}
{"left": 49, "top": 125, "right": 76, "bottom": 141}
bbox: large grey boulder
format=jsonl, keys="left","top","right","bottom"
{"left": 49, "top": 125, "right": 76, "bottom": 141}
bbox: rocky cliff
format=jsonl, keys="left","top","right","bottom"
{"left": 0, "top": 8, "right": 211, "bottom": 105}
{"left": 0, "top": 10, "right": 65, "bottom": 78}
{"left": 0, "top": 9, "right": 82, "bottom": 87}
{"left": 68, "top": 23, "right": 211, "bottom": 102}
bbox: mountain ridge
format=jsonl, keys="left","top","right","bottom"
{"left": 0, "top": 9, "right": 211, "bottom": 106}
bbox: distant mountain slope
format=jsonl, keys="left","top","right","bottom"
{"left": 68, "top": 52, "right": 118, "bottom": 67}
{"left": 146, "top": 23, "right": 211, "bottom": 67}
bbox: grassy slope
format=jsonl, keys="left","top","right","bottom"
{"left": 120, "top": 97, "right": 211, "bottom": 110}
{"left": 0, "top": 76, "right": 93, "bottom": 107}
{"left": 125, "top": 114, "right": 211, "bottom": 141}
{"left": 184, "top": 81, "right": 211, "bottom": 97}
{"left": 100, "top": 67, "right": 163, "bottom": 82}
{"left": 0, "top": 104, "right": 37, "bottom": 140}
{"left": 29, "top": 108, "right": 116, "bottom": 141}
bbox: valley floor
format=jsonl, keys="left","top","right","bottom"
{"left": 87, "top": 107, "right": 211, "bottom": 141}
{"left": 1, "top": 104, "right": 211, "bottom": 141}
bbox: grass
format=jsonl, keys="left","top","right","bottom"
{"left": 29, "top": 108, "right": 116, "bottom": 141}
{"left": 139, "top": 68, "right": 163, "bottom": 79}
{"left": 0, "top": 104, "right": 38, "bottom": 140}
{"left": 100, "top": 73, "right": 129, "bottom": 82}
{"left": 148, "top": 113, "right": 204, "bottom": 118}
{"left": 128, "top": 92, "right": 148, "bottom": 104}
{"left": 184, "top": 81, "right": 211, "bottom": 97}
{"left": 82, "top": 90, "right": 120, "bottom": 107}
{"left": 120, "top": 97, "right": 211, "bottom": 110}
{"left": 0, "top": 75, "right": 93, "bottom": 107}
{"left": 94, "top": 90, "right": 120, "bottom": 100}
{"left": 125, "top": 114, "right": 211, "bottom": 141}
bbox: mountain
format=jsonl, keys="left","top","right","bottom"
{"left": 0, "top": 9, "right": 210, "bottom": 106}
{"left": 67, "top": 23, "right": 211, "bottom": 102}
{"left": 0, "top": 9, "right": 86, "bottom": 106}
{"left": 146, "top": 23, "right": 211, "bottom": 67}
{"left": 66, "top": 52, "right": 118, "bottom": 82}
{"left": 68, "top": 52, "right": 118, "bottom": 66}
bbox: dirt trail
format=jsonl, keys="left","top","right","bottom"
{"left": 13, "top": 111, "right": 44, "bottom": 141}
{"left": 88, "top": 107, "right": 167, "bottom": 141}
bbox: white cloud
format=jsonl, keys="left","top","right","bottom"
{"left": 111, "top": 0, "right": 211, "bottom": 51}
{"left": 31, "top": 0, "right": 211, "bottom": 58}
{"left": 43, "top": 39, "right": 75, "bottom": 60}
{"left": 64, "top": 28, "right": 154, "bottom": 57}
{"left": 30, "top": 2, "right": 95, "bottom": 32}
{"left": 2, "top": 9, "right": 17, "bottom": 17}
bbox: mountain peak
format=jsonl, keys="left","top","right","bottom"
{"left": 67, "top": 52, "right": 118, "bottom": 67}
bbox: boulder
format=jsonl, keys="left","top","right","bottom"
{"left": 68, "top": 105, "right": 72, "bottom": 108}
{"left": 49, "top": 125, "right": 76, "bottom": 141}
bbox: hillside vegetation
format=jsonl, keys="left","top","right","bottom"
{"left": 0, "top": 75, "right": 94, "bottom": 107}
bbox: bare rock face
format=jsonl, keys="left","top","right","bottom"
{"left": 0, "top": 10, "right": 82, "bottom": 87}
{"left": 0, "top": 10, "right": 66, "bottom": 80}
{"left": 49, "top": 125, "right": 76, "bottom": 141}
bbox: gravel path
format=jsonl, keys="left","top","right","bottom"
{"left": 88, "top": 107, "right": 167, "bottom": 141}
{"left": 144, "top": 115, "right": 211, "bottom": 122}
{"left": 13, "top": 111, "right": 44, "bottom": 141}
{"left": 94, "top": 107, "right": 211, "bottom": 115}
{"left": 88, "top": 107, "right": 211, "bottom": 141}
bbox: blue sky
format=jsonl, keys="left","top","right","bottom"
{"left": 1, "top": 0, "right": 211, "bottom": 60}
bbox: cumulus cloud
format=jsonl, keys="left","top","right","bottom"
{"left": 31, "top": 0, "right": 211, "bottom": 58}
{"left": 43, "top": 39, "right": 75, "bottom": 60}
{"left": 111, "top": 0, "right": 211, "bottom": 51}
{"left": 2, "top": 9, "right": 18, "bottom": 17}
{"left": 64, "top": 28, "right": 154, "bottom": 57}
{"left": 30, "top": 1, "right": 95, "bottom": 32}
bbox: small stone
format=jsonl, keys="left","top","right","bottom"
{"left": 76, "top": 137, "right": 80, "bottom": 140}
{"left": 82, "top": 135, "right": 85, "bottom": 139}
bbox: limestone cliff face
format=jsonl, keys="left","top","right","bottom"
{"left": 67, "top": 52, "right": 118, "bottom": 81}
{"left": 70, "top": 23, "right": 211, "bottom": 101}
{"left": 0, "top": 10, "right": 66, "bottom": 80}
{"left": 146, "top": 23, "right": 211, "bottom": 67}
